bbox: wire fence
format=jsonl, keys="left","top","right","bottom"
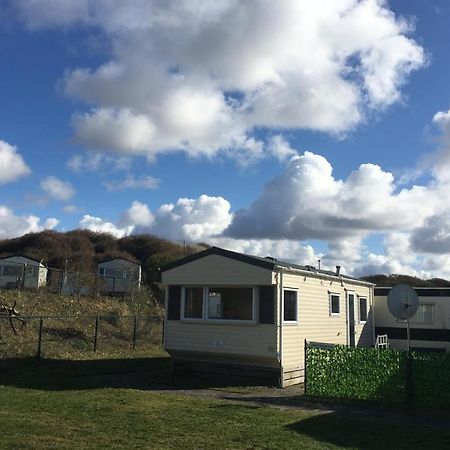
{"left": 0, "top": 315, "right": 163, "bottom": 359}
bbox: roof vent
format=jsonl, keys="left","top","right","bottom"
{"left": 336, "top": 265, "right": 341, "bottom": 276}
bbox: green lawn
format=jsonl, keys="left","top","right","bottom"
{"left": 0, "top": 357, "right": 449, "bottom": 449}
{"left": 1, "top": 386, "right": 449, "bottom": 450}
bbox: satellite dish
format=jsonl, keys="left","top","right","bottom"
{"left": 387, "top": 284, "right": 419, "bottom": 321}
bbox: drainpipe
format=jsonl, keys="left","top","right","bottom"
{"left": 371, "top": 286, "right": 376, "bottom": 346}
{"left": 278, "top": 270, "right": 284, "bottom": 387}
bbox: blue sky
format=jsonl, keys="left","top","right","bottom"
{"left": 2, "top": 0, "right": 450, "bottom": 277}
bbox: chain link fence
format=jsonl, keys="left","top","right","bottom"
{"left": 0, "top": 315, "right": 163, "bottom": 359}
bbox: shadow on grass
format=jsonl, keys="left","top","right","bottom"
{"left": 0, "top": 357, "right": 272, "bottom": 392}
{"left": 286, "top": 411, "right": 450, "bottom": 450}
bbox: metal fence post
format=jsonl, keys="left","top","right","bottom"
{"left": 93, "top": 315, "right": 99, "bottom": 352}
{"left": 132, "top": 315, "right": 138, "bottom": 350}
{"left": 304, "top": 339, "right": 308, "bottom": 395}
{"left": 36, "top": 316, "right": 43, "bottom": 360}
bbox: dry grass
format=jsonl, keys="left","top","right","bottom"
{"left": 0, "top": 288, "right": 163, "bottom": 359}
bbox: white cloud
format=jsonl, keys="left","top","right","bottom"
{"left": 78, "top": 214, "right": 133, "bottom": 238}
{"left": 67, "top": 153, "right": 131, "bottom": 173}
{"left": 150, "top": 195, "right": 233, "bottom": 241}
{"left": 16, "top": 0, "right": 89, "bottom": 29}
{"left": 266, "top": 135, "right": 298, "bottom": 161}
{"left": 72, "top": 108, "right": 156, "bottom": 154}
{"left": 119, "top": 201, "right": 154, "bottom": 228}
{"left": 44, "top": 217, "right": 60, "bottom": 229}
{"left": 40, "top": 176, "right": 75, "bottom": 201}
{"left": 63, "top": 204, "right": 78, "bottom": 213}
{"left": 16, "top": 0, "right": 425, "bottom": 162}
{"left": 0, "top": 205, "right": 58, "bottom": 239}
{"left": 0, "top": 140, "right": 31, "bottom": 184}
{"left": 104, "top": 175, "right": 160, "bottom": 192}
{"left": 69, "top": 105, "right": 450, "bottom": 278}
{"left": 210, "top": 237, "right": 320, "bottom": 267}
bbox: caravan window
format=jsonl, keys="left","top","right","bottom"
{"left": 183, "top": 287, "right": 204, "bottom": 319}
{"left": 329, "top": 293, "right": 340, "bottom": 315}
{"left": 283, "top": 289, "right": 298, "bottom": 322}
{"left": 206, "top": 287, "right": 254, "bottom": 321}
{"left": 411, "top": 304, "right": 434, "bottom": 325}
{"left": 359, "top": 297, "right": 368, "bottom": 323}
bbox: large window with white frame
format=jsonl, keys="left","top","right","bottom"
{"left": 359, "top": 297, "right": 368, "bottom": 323}
{"left": 181, "top": 286, "right": 256, "bottom": 322}
{"left": 283, "top": 289, "right": 298, "bottom": 322}
{"left": 329, "top": 293, "right": 340, "bottom": 316}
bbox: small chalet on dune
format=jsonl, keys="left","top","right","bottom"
{"left": 97, "top": 257, "right": 141, "bottom": 295}
{"left": 0, "top": 255, "right": 47, "bottom": 289}
{"left": 160, "top": 246, "right": 374, "bottom": 386}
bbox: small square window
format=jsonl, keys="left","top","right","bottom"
{"left": 359, "top": 297, "right": 368, "bottom": 322}
{"left": 283, "top": 289, "right": 298, "bottom": 322}
{"left": 330, "top": 294, "right": 340, "bottom": 315}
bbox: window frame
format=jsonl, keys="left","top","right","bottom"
{"left": 411, "top": 303, "right": 435, "bottom": 325}
{"left": 329, "top": 292, "right": 341, "bottom": 316}
{"left": 181, "top": 286, "right": 205, "bottom": 321}
{"left": 180, "top": 285, "right": 257, "bottom": 324}
{"left": 283, "top": 288, "right": 299, "bottom": 324}
{"left": 358, "top": 296, "right": 368, "bottom": 324}
{"left": 205, "top": 286, "right": 257, "bottom": 324}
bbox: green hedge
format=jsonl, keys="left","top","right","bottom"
{"left": 411, "top": 352, "right": 450, "bottom": 409}
{"left": 306, "top": 345, "right": 450, "bottom": 408}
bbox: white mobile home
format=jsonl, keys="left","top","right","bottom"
{"left": 0, "top": 255, "right": 47, "bottom": 289}
{"left": 97, "top": 258, "right": 141, "bottom": 295}
{"left": 374, "top": 287, "right": 450, "bottom": 352}
{"left": 160, "top": 247, "right": 374, "bottom": 386}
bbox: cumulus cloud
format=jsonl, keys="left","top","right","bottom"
{"left": 0, "top": 140, "right": 31, "bottom": 184}
{"left": 79, "top": 195, "right": 232, "bottom": 242}
{"left": 410, "top": 213, "right": 450, "bottom": 254}
{"left": 119, "top": 201, "right": 154, "bottom": 228}
{"left": 266, "top": 135, "right": 298, "bottom": 161}
{"left": 226, "top": 152, "right": 434, "bottom": 241}
{"left": 0, "top": 205, "right": 58, "bottom": 239}
{"left": 78, "top": 195, "right": 319, "bottom": 263}
{"left": 15, "top": 0, "right": 425, "bottom": 161}
{"left": 71, "top": 108, "right": 156, "bottom": 154}
{"left": 78, "top": 214, "right": 133, "bottom": 238}
{"left": 104, "top": 175, "right": 160, "bottom": 192}
{"left": 40, "top": 176, "right": 75, "bottom": 201}
{"left": 150, "top": 195, "right": 233, "bottom": 241}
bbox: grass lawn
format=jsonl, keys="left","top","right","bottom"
{"left": 1, "top": 386, "right": 450, "bottom": 449}
{"left": 0, "top": 356, "right": 449, "bottom": 449}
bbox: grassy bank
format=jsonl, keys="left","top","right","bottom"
{"left": 0, "top": 288, "right": 163, "bottom": 359}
